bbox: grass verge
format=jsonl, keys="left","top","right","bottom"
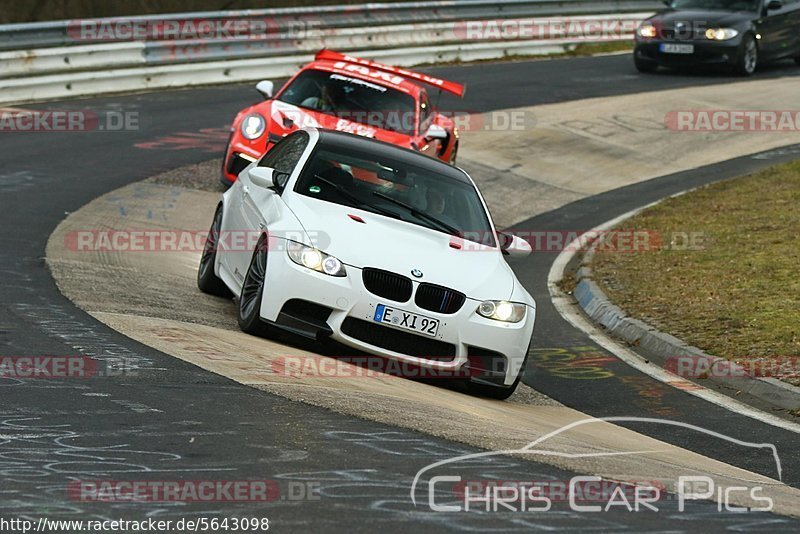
{"left": 591, "top": 160, "right": 800, "bottom": 386}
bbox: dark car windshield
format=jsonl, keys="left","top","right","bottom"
{"left": 668, "top": 0, "right": 760, "bottom": 10}
{"left": 277, "top": 69, "right": 417, "bottom": 136}
{"left": 294, "top": 146, "right": 496, "bottom": 247}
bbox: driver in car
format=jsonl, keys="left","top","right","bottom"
{"left": 301, "top": 83, "right": 344, "bottom": 112}
{"left": 425, "top": 184, "right": 473, "bottom": 239}
{"left": 426, "top": 185, "right": 448, "bottom": 217}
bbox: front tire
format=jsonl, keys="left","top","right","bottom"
{"left": 237, "top": 236, "right": 275, "bottom": 338}
{"left": 466, "top": 350, "right": 529, "bottom": 400}
{"left": 634, "top": 57, "right": 657, "bottom": 73}
{"left": 197, "top": 205, "right": 232, "bottom": 298}
{"left": 448, "top": 141, "right": 459, "bottom": 165}
{"left": 735, "top": 35, "right": 758, "bottom": 76}
{"left": 795, "top": 56, "right": 800, "bottom": 66}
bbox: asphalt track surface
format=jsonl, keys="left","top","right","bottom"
{"left": 2, "top": 54, "right": 800, "bottom": 530}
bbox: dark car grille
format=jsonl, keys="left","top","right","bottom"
{"left": 280, "top": 299, "right": 332, "bottom": 322}
{"left": 362, "top": 268, "right": 412, "bottom": 302}
{"left": 226, "top": 153, "right": 251, "bottom": 177}
{"left": 661, "top": 28, "right": 704, "bottom": 40}
{"left": 341, "top": 318, "right": 456, "bottom": 361}
{"left": 415, "top": 283, "right": 466, "bottom": 314}
{"left": 466, "top": 347, "right": 508, "bottom": 385}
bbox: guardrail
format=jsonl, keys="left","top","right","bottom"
{"left": 0, "top": 0, "right": 659, "bottom": 105}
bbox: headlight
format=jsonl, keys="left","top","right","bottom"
{"left": 477, "top": 300, "right": 526, "bottom": 323}
{"left": 287, "top": 242, "right": 346, "bottom": 277}
{"left": 705, "top": 28, "right": 739, "bottom": 41}
{"left": 241, "top": 113, "right": 266, "bottom": 140}
{"left": 637, "top": 23, "right": 657, "bottom": 39}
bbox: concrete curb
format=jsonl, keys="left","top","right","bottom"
{"left": 574, "top": 238, "right": 800, "bottom": 412}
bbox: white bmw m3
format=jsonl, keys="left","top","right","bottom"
{"left": 198, "top": 128, "right": 535, "bottom": 399}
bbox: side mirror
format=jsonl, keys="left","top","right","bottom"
{"left": 499, "top": 232, "right": 532, "bottom": 258}
{"left": 256, "top": 80, "right": 274, "bottom": 99}
{"left": 766, "top": 0, "right": 783, "bottom": 9}
{"left": 247, "top": 166, "right": 275, "bottom": 189}
{"left": 662, "top": 0, "right": 672, "bottom": 6}
{"left": 424, "top": 123, "right": 448, "bottom": 140}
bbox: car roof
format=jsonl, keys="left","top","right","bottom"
{"left": 315, "top": 129, "right": 471, "bottom": 184}
{"left": 306, "top": 59, "right": 422, "bottom": 98}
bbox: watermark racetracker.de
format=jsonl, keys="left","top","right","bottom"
{"left": 67, "top": 479, "right": 319, "bottom": 502}
{"left": 269, "top": 106, "right": 538, "bottom": 134}
{"left": 0, "top": 355, "right": 140, "bottom": 378}
{"left": 666, "top": 354, "right": 800, "bottom": 380}
{"left": 0, "top": 109, "right": 141, "bottom": 132}
{"left": 64, "top": 229, "right": 707, "bottom": 253}
{"left": 665, "top": 110, "right": 800, "bottom": 132}
{"left": 67, "top": 17, "right": 321, "bottom": 41}
{"left": 453, "top": 17, "right": 640, "bottom": 41}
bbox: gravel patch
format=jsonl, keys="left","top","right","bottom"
{"left": 146, "top": 159, "right": 227, "bottom": 193}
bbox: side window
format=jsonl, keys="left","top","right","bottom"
{"left": 259, "top": 132, "right": 309, "bottom": 190}
{"left": 418, "top": 91, "right": 433, "bottom": 134}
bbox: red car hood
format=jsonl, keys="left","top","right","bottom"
{"left": 264, "top": 100, "right": 414, "bottom": 147}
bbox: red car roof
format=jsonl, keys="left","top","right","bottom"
{"left": 306, "top": 50, "right": 466, "bottom": 98}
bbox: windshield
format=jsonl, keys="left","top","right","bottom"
{"left": 278, "top": 69, "right": 418, "bottom": 136}
{"left": 294, "top": 146, "right": 496, "bottom": 247}
{"left": 669, "top": 0, "right": 760, "bottom": 10}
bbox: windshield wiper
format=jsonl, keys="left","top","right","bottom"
{"left": 313, "top": 175, "right": 401, "bottom": 220}
{"left": 371, "top": 191, "right": 460, "bottom": 236}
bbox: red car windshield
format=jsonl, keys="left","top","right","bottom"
{"left": 278, "top": 69, "right": 418, "bottom": 136}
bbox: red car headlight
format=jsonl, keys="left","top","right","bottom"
{"left": 241, "top": 113, "right": 266, "bottom": 140}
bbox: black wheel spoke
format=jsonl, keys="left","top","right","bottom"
{"left": 240, "top": 240, "right": 267, "bottom": 320}
{"left": 197, "top": 207, "right": 232, "bottom": 298}
{"left": 199, "top": 210, "right": 221, "bottom": 276}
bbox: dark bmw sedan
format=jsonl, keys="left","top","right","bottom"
{"left": 634, "top": 0, "right": 800, "bottom": 75}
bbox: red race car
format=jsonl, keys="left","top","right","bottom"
{"left": 221, "top": 50, "right": 465, "bottom": 186}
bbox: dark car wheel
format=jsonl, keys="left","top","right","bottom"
{"left": 448, "top": 141, "right": 459, "bottom": 165}
{"left": 465, "top": 349, "right": 529, "bottom": 400}
{"left": 634, "top": 57, "right": 657, "bottom": 73}
{"left": 237, "top": 236, "right": 275, "bottom": 338}
{"left": 465, "top": 379, "right": 519, "bottom": 400}
{"left": 197, "top": 205, "right": 232, "bottom": 298}
{"left": 795, "top": 56, "right": 800, "bottom": 66}
{"left": 735, "top": 35, "right": 758, "bottom": 76}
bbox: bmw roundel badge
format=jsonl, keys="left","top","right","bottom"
{"left": 411, "top": 269, "right": 423, "bottom": 278}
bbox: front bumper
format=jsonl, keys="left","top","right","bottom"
{"left": 220, "top": 135, "right": 275, "bottom": 186}
{"left": 635, "top": 38, "right": 742, "bottom": 68}
{"left": 260, "top": 242, "right": 535, "bottom": 386}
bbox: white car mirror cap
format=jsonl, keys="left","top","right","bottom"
{"left": 248, "top": 167, "right": 275, "bottom": 189}
{"left": 424, "top": 123, "right": 448, "bottom": 140}
{"left": 501, "top": 234, "right": 532, "bottom": 258}
{"left": 256, "top": 80, "right": 274, "bottom": 99}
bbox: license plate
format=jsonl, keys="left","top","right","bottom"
{"left": 660, "top": 43, "right": 694, "bottom": 54}
{"left": 373, "top": 304, "right": 439, "bottom": 337}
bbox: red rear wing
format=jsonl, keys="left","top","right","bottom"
{"left": 315, "top": 49, "right": 466, "bottom": 98}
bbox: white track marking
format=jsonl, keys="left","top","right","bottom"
{"left": 547, "top": 200, "right": 800, "bottom": 435}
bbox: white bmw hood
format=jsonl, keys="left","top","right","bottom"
{"left": 286, "top": 196, "right": 515, "bottom": 301}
